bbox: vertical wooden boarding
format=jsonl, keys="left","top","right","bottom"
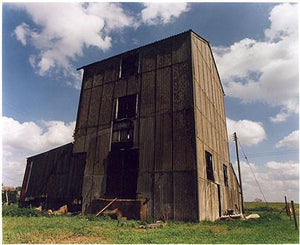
{"left": 87, "top": 86, "right": 102, "bottom": 127}
{"left": 156, "top": 67, "right": 172, "bottom": 114}
{"left": 157, "top": 39, "right": 172, "bottom": 69}
{"left": 77, "top": 89, "right": 91, "bottom": 129}
{"left": 140, "top": 71, "right": 156, "bottom": 117}
{"left": 154, "top": 173, "right": 173, "bottom": 220}
{"left": 99, "top": 83, "right": 114, "bottom": 127}
{"left": 173, "top": 171, "right": 198, "bottom": 221}
{"left": 173, "top": 110, "right": 195, "bottom": 171}
{"left": 173, "top": 63, "right": 192, "bottom": 111}
{"left": 155, "top": 113, "right": 172, "bottom": 171}
{"left": 141, "top": 47, "right": 156, "bottom": 73}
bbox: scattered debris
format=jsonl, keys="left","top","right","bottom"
{"left": 219, "top": 214, "right": 244, "bottom": 221}
{"left": 103, "top": 208, "right": 127, "bottom": 220}
{"left": 246, "top": 214, "right": 260, "bottom": 220}
{"left": 139, "top": 221, "right": 164, "bottom": 229}
{"left": 52, "top": 205, "right": 68, "bottom": 215}
{"left": 35, "top": 206, "right": 42, "bottom": 212}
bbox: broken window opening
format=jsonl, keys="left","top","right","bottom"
{"left": 223, "top": 164, "right": 229, "bottom": 187}
{"left": 205, "top": 151, "right": 214, "bottom": 182}
{"left": 116, "top": 94, "right": 138, "bottom": 120}
{"left": 120, "top": 53, "right": 139, "bottom": 78}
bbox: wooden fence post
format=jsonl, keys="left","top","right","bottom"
{"left": 285, "top": 196, "right": 291, "bottom": 219}
{"left": 291, "top": 201, "right": 298, "bottom": 230}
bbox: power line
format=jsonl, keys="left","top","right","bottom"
{"left": 236, "top": 138, "right": 269, "bottom": 205}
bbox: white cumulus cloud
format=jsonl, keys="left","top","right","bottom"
{"left": 2, "top": 116, "right": 75, "bottom": 187}
{"left": 141, "top": 3, "right": 190, "bottom": 25}
{"left": 213, "top": 3, "right": 298, "bottom": 122}
{"left": 12, "top": 2, "right": 136, "bottom": 88}
{"left": 239, "top": 160, "right": 299, "bottom": 202}
{"left": 226, "top": 118, "right": 266, "bottom": 146}
{"left": 276, "top": 130, "right": 299, "bottom": 149}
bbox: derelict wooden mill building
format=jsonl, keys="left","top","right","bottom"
{"left": 20, "top": 30, "right": 241, "bottom": 221}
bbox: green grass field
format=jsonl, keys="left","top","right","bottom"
{"left": 2, "top": 202, "right": 299, "bottom": 244}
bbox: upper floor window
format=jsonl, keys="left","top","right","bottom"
{"left": 120, "top": 53, "right": 139, "bottom": 78}
{"left": 223, "top": 164, "right": 229, "bottom": 187}
{"left": 205, "top": 151, "right": 214, "bottom": 182}
{"left": 115, "top": 94, "right": 138, "bottom": 120}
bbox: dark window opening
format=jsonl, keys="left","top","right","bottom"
{"left": 223, "top": 164, "right": 229, "bottom": 187}
{"left": 205, "top": 151, "right": 214, "bottom": 181}
{"left": 116, "top": 94, "right": 137, "bottom": 120}
{"left": 121, "top": 53, "right": 139, "bottom": 78}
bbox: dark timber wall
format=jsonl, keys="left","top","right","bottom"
{"left": 72, "top": 30, "right": 240, "bottom": 221}
{"left": 20, "top": 143, "right": 86, "bottom": 211}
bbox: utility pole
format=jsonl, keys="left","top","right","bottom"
{"left": 233, "top": 132, "right": 245, "bottom": 214}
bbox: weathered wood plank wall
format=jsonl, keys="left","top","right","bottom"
{"left": 191, "top": 32, "right": 240, "bottom": 221}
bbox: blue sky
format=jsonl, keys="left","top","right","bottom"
{"left": 2, "top": 2, "right": 299, "bottom": 202}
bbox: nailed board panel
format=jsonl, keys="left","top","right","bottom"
{"left": 141, "top": 47, "right": 156, "bottom": 73}
{"left": 195, "top": 107, "right": 203, "bottom": 141}
{"left": 154, "top": 172, "right": 173, "bottom": 220}
{"left": 155, "top": 113, "right": 172, "bottom": 171}
{"left": 157, "top": 39, "right": 172, "bottom": 68}
{"left": 104, "top": 59, "right": 118, "bottom": 83}
{"left": 84, "top": 128, "right": 97, "bottom": 175}
{"left": 77, "top": 89, "right": 91, "bottom": 129}
{"left": 99, "top": 83, "right": 114, "bottom": 126}
{"left": 87, "top": 86, "right": 102, "bottom": 127}
{"left": 127, "top": 75, "right": 139, "bottom": 95}
{"left": 198, "top": 178, "right": 206, "bottom": 221}
{"left": 172, "top": 34, "right": 189, "bottom": 64}
{"left": 173, "top": 62, "right": 193, "bottom": 111}
{"left": 139, "top": 117, "right": 155, "bottom": 172}
{"left": 196, "top": 138, "right": 205, "bottom": 180}
{"left": 156, "top": 67, "right": 172, "bottom": 114}
{"left": 140, "top": 71, "right": 155, "bottom": 117}
{"left": 94, "top": 128, "right": 111, "bottom": 175}
{"left": 173, "top": 171, "right": 198, "bottom": 221}
{"left": 114, "top": 78, "right": 127, "bottom": 98}
{"left": 91, "top": 174, "right": 105, "bottom": 199}
{"left": 82, "top": 175, "right": 93, "bottom": 213}
{"left": 173, "top": 110, "right": 195, "bottom": 171}
{"left": 73, "top": 135, "right": 85, "bottom": 153}
{"left": 94, "top": 70, "right": 104, "bottom": 87}
{"left": 83, "top": 69, "right": 94, "bottom": 90}
{"left": 136, "top": 172, "right": 153, "bottom": 218}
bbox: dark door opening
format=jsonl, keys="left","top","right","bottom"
{"left": 217, "top": 184, "right": 222, "bottom": 217}
{"left": 106, "top": 149, "right": 139, "bottom": 199}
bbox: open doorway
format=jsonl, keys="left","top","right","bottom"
{"left": 106, "top": 149, "right": 139, "bottom": 199}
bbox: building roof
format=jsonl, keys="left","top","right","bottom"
{"left": 77, "top": 29, "right": 225, "bottom": 95}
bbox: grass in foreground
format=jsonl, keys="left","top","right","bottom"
{"left": 2, "top": 202, "right": 299, "bottom": 244}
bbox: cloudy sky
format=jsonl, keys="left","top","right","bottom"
{"left": 2, "top": 2, "right": 299, "bottom": 202}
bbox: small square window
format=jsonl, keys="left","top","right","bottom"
{"left": 121, "top": 53, "right": 139, "bottom": 78}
